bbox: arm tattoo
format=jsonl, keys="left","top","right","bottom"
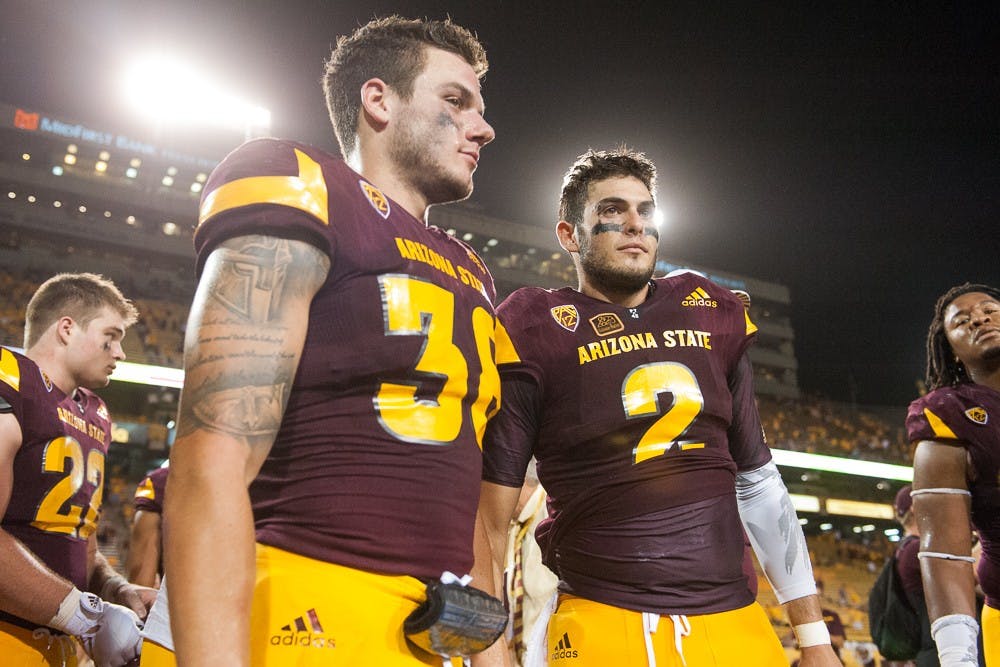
{"left": 177, "top": 235, "right": 329, "bottom": 443}
{"left": 212, "top": 237, "right": 293, "bottom": 322}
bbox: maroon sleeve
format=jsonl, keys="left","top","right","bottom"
{"left": 895, "top": 535, "right": 923, "bottom": 597}
{"left": 482, "top": 288, "right": 549, "bottom": 487}
{"left": 822, "top": 608, "right": 846, "bottom": 637}
{"left": 727, "top": 353, "right": 772, "bottom": 471}
{"left": 194, "top": 138, "right": 335, "bottom": 276}
{"left": 133, "top": 467, "right": 168, "bottom": 514}
{"left": 483, "top": 374, "right": 539, "bottom": 488}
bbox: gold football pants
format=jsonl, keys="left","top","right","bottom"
{"left": 545, "top": 594, "right": 787, "bottom": 666}
{"left": 140, "top": 543, "right": 463, "bottom": 666}
{"left": 0, "top": 620, "right": 80, "bottom": 666}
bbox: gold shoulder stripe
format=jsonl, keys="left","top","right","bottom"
{"left": 494, "top": 321, "right": 522, "bottom": 365}
{"left": 923, "top": 407, "right": 958, "bottom": 440}
{"left": 134, "top": 477, "right": 156, "bottom": 501}
{"left": 744, "top": 309, "right": 758, "bottom": 336}
{"left": 0, "top": 348, "right": 20, "bottom": 392}
{"left": 198, "top": 149, "right": 329, "bottom": 227}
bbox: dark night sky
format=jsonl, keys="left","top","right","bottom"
{"left": 2, "top": 1, "right": 998, "bottom": 407}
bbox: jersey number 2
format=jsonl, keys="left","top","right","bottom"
{"left": 622, "top": 361, "right": 705, "bottom": 464}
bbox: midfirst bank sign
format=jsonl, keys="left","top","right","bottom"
{"left": 3, "top": 102, "right": 219, "bottom": 171}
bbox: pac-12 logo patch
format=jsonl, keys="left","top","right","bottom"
{"left": 965, "top": 407, "right": 988, "bottom": 425}
{"left": 589, "top": 313, "right": 624, "bottom": 336}
{"left": 550, "top": 305, "right": 579, "bottom": 332}
{"left": 359, "top": 180, "right": 390, "bottom": 219}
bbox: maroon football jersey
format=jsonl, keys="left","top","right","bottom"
{"left": 195, "top": 139, "right": 499, "bottom": 579}
{"left": 134, "top": 466, "right": 168, "bottom": 514}
{"left": 907, "top": 384, "right": 1000, "bottom": 607}
{"left": 484, "top": 273, "right": 769, "bottom": 614}
{"left": 0, "top": 347, "right": 111, "bottom": 628}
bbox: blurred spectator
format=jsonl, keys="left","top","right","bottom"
{"left": 884, "top": 485, "right": 939, "bottom": 667}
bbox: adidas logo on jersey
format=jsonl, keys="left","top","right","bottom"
{"left": 269, "top": 608, "right": 336, "bottom": 650}
{"left": 551, "top": 631, "right": 579, "bottom": 660}
{"left": 681, "top": 287, "right": 717, "bottom": 308}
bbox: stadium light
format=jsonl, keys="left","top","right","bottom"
{"left": 826, "top": 499, "right": 895, "bottom": 520}
{"left": 654, "top": 208, "right": 668, "bottom": 228}
{"left": 122, "top": 54, "right": 271, "bottom": 140}
{"left": 789, "top": 494, "right": 821, "bottom": 513}
{"left": 111, "top": 360, "right": 184, "bottom": 389}
{"left": 770, "top": 448, "right": 912, "bottom": 482}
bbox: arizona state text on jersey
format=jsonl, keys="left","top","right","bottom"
{"left": 196, "top": 139, "right": 500, "bottom": 579}
{"left": 484, "top": 273, "right": 769, "bottom": 614}
{"left": 0, "top": 347, "right": 111, "bottom": 629}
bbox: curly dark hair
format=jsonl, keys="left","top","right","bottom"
{"left": 558, "top": 147, "right": 657, "bottom": 226}
{"left": 925, "top": 282, "right": 1000, "bottom": 390}
{"left": 323, "top": 15, "right": 488, "bottom": 157}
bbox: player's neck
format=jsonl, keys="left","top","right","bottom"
{"left": 968, "top": 362, "right": 1000, "bottom": 393}
{"left": 348, "top": 148, "right": 430, "bottom": 222}
{"left": 577, "top": 280, "right": 651, "bottom": 308}
{"left": 25, "top": 345, "right": 78, "bottom": 396}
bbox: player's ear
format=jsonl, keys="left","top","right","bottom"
{"left": 360, "top": 78, "right": 392, "bottom": 128}
{"left": 55, "top": 316, "right": 75, "bottom": 345}
{"left": 556, "top": 220, "right": 579, "bottom": 253}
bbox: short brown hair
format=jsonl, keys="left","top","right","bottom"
{"left": 323, "top": 15, "right": 489, "bottom": 157}
{"left": 24, "top": 273, "right": 138, "bottom": 349}
{"left": 559, "top": 147, "right": 657, "bottom": 226}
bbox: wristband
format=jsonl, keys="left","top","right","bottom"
{"left": 48, "top": 587, "right": 104, "bottom": 636}
{"left": 793, "top": 620, "right": 831, "bottom": 648}
{"left": 931, "top": 614, "right": 979, "bottom": 667}
{"left": 49, "top": 587, "right": 83, "bottom": 632}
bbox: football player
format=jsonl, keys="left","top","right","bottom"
{"left": 145, "top": 16, "right": 501, "bottom": 667}
{"left": 126, "top": 464, "right": 168, "bottom": 589}
{"left": 0, "top": 273, "right": 149, "bottom": 666}
{"left": 907, "top": 283, "right": 1000, "bottom": 667}
{"left": 475, "top": 149, "right": 840, "bottom": 666}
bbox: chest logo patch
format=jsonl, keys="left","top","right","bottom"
{"left": 40, "top": 370, "right": 53, "bottom": 392}
{"left": 359, "top": 180, "right": 390, "bottom": 219}
{"left": 96, "top": 404, "right": 109, "bottom": 421}
{"left": 550, "top": 305, "right": 579, "bottom": 332}
{"left": 589, "top": 313, "right": 625, "bottom": 336}
{"left": 964, "top": 407, "right": 988, "bottom": 425}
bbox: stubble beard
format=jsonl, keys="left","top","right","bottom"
{"left": 578, "top": 239, "right": 655, "bottom": 295}
{"left": 390, "top": 111, "right": 472, "bottom": 206}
